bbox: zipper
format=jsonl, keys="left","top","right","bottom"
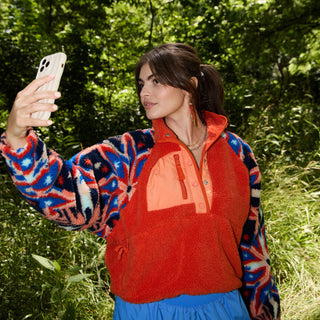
{"left": 166, "top": 138, "right": 211, "bottom": 212}
{"left": 177, "top": 142, "right": 211, "bottom": 213}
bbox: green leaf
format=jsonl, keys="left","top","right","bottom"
{"left": 32, "top": 254, "right": 58, "bottom": 271}
{"left": 67, "top": 273, "right": 93, "bottom": 283}
{"left": 54, "top": 260, "right": 62, "bottom": 272}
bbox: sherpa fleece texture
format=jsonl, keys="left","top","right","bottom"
{"left": 106, "top": 112, "right": 250, "bottom": 303}
{"left": 0, "top": 112, "right": 280, "bottom": 319}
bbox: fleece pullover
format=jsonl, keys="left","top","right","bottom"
{"left": 106, "top": 112, "right": 250, "bottom": 302}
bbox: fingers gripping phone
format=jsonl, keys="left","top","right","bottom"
{"left": 31, "top": 52, "right": 67, "bottom": 120}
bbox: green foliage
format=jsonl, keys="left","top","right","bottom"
{"left": 31, "top": 254, "right": 94, "bottom": 319}
{"left": 262, "top": 163, "right": 320, "bottom": 320}
{"left": 244, "top": 100, "right": 320, "bottom": 169}
{"left": 0, "top": 170, "right": 113, "bottom": 319}
{"left": 1, "top": 0, "right": 319, "bottom": 158}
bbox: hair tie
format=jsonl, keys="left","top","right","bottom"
{"left": 200, "top": 64, "right": 205, "bottom": 77}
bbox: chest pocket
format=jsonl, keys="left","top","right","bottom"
{"left": 146, "top": 150, "right": 209, "bottom": 213}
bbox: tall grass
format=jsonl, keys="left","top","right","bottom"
{"left": 262, "top": 161, "right": 320, "bottom": 320}
{"left": 0, "top": 160, "right": 114, "bottom": 319}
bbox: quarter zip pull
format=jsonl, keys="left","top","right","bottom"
{"left": 174, "top": 154, "right": 188, "bottom": 200}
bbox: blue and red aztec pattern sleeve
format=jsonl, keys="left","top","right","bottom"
{"left": 0, "top": 129, "right": 153, "bottom": 238}
{"left": 223, "top": 131, "right": 280, "bottom": 320}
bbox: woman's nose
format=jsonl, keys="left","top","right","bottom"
{"left": 140, "top": 84, "right": 150, "bottom": 98}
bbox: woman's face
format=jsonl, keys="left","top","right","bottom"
{"left": 138, "top": 63, "right": 189, "bottom": 121}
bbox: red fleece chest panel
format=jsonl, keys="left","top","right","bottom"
{"left": 105, "top": 138, "right": 250, "bottom": 303}
{"left": 207, "top": 138, "right": 251, "bottom": 238}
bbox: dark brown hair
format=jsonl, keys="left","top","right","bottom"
{"left": 135, "top": 43, "right": 226, "bottom": 123}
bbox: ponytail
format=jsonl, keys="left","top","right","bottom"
{"left": 196, "top": 65, "right": 226, "bottom": 122}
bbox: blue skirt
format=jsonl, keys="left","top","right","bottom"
{"left": 113, "top": 290, "right": 251, "bottom": 320}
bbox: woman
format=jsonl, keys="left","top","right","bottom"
{"left": 0, "top": 43, "right": 280, "bottom": 319}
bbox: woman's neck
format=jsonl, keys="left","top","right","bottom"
{"left": 165, "top": 112, "right": 206, "bottom": 147}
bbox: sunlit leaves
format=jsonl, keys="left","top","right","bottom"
{"left": 0, "top": 0, "right": 319, "bottom": 160}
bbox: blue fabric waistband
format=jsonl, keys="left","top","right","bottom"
{"left": 113, "top": 290, "right": 251, "bottom": 320}
{"left": 162, "top": 292, "right": 227, "bottom": 307}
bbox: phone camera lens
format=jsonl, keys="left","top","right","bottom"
{"left": 40, "top": 66, "right": 45, "bottom": 72}
{"left": 42, "top": 59, "right": 46, "bottom": 65}
{"left": 46, "top": 61, "right": 50, "bottom": 67}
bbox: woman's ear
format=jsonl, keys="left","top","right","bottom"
{"left": 190, "top": 76, "right": 198, "bottom": 88}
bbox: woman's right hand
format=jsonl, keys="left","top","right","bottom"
{"left": 5, "top": 75, "right": 61, "bottom": 150}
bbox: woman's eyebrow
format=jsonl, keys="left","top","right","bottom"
{"left": 138, "top": 74, "right": 155, "bottom": 82}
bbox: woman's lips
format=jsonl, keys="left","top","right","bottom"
{"left": 143, "top": 101, "right": 156, "bottom": 109}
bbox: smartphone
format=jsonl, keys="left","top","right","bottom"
{"left": 31, "top": 52, "right": 67, "bottom": 120}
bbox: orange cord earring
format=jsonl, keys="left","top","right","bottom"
{"left": 189, "top": 102, "right": 197, "bottom": 126}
